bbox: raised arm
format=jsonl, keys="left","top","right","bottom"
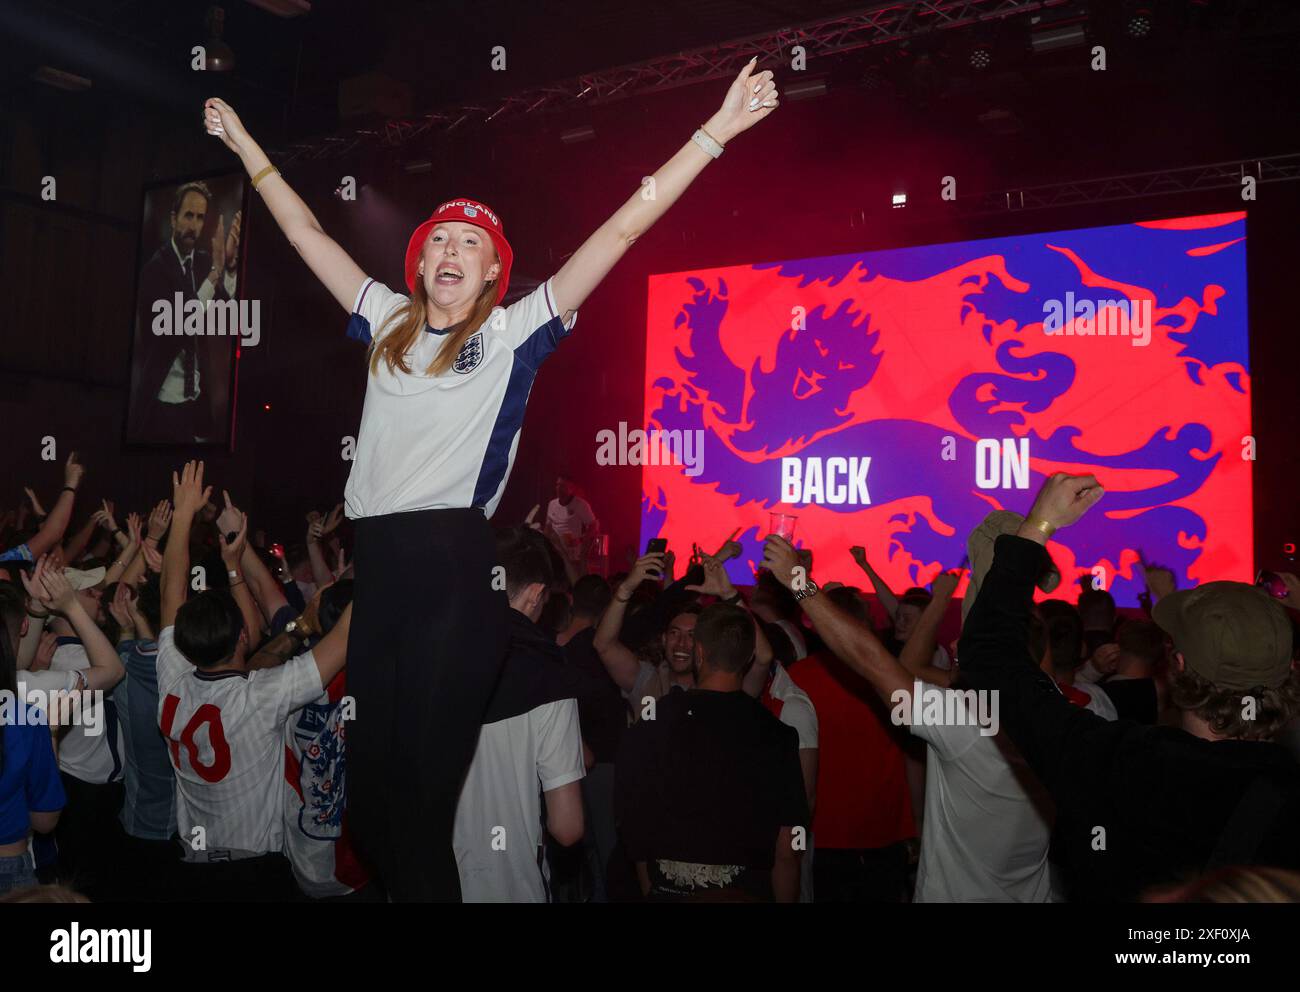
{"left": 762, "top": 536, "right": 916, "bottom": 714}
{"left": 21, "top": 559, "right": 124, "bottom": 692}
{"left": 123, "top": 500, "right": 170, "bottom": 588}
{"left": 162, "top": 461, "right": 211, "bottom": 628}
{"left": 305, "top": 518, "right": 335, "bottom": 590}
{"left": 219, "top": 510, "right": 264, "bottom": 650}
{"left": 956, "top": 474, "right": 1162, "bottom": 802}
{"left": 548, "top": 60, "right": 779, "bottom": 320}
{"left": 212, "top": 490, "right": 286, "bottom": 625}
{"left": 61, "top": 510, "right": 99, "bottom": 565}
{"left": 241, "top": 543, "right": 289, "bottom": 625}
{"left": 203, "top": 99, "right": 366, "bottom": 313}
{"left": 850, "top": 546, "right": 900, "bottom": 621}
{"left": 101, "top": 512, "right": 143, "bottom": 589}
{"left": 898, "top": 571, "right": 958, "bottom": 687}
{"left": 309, "top": 601, "right": 352, "bottom": 688}
{"left": 26, "top": 454, "right": 83, "bottom": 558}
{"left": 246, "top": 582, "right": 325, "bottom": 671}
{"left": 107, "top": 582, "right": 139, "bottom": 647}
{"left": 593, "top": 553, "right": 665, "bottom": 692}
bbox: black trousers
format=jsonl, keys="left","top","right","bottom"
{"left": 348, "top": 507, "right": 509, "bottom": 901}
{"left": 813, "top": 844, "right": 909, "bottom": 903}
{"left": 173, "top": 852, "right": 301, "bottom": 902}
{"left": 55, "top": 774, "right": 125, "bottom": 900}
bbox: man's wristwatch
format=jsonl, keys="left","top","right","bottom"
{"left": 283, "top": 619, "right": 310, "bottom": 640}
{"left": 792, "top": 580, "right": 820, "bottom": 602}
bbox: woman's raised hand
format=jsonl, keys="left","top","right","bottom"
{"left": 204, "top": 97, "right": 250, "bottom": 155}
{"left": 713, "top": 58, "right": 779, "bottom": 140}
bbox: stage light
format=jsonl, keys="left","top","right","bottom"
{"left": 202, "top": 6, "right": 235, "bottom": 72}
{"left": 784, "top": 77, "right": 828, "bottom": 100}
{"left": 1126, "top": 7, "right": 1154, "bottom": 39}
{"left": 969, "top": 44, "right": 992, "bottom": 71}
{"left": 263, "top": 403, "right": 272, "bottom": 412}
{"left": 861, "top": 66, "right": 888, "bottom": 91}
{"left": 892, "top": 192, "right": 907, "bottom": 209}
{"left": 1029, "top": 2, "right": 1090, "bottom": 54}
{"left": 560, "top": 125, "right": 596, "bottom": 145}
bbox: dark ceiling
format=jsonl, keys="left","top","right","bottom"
{"left": 3, "top": 0, "right": 1300, "bottom": 182}
{"left": 1, "top": 0, "right": 870, "bottom": 120}
{"left": 5, "top": 1, "right": 1300, "bottom": 139}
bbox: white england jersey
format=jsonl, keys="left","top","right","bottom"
{"left": 47, "top": 642, "right": 126, "bottom": 785}
{"left": 156, "top": 626, "right": 322, "bottom": 859}
{"left": 453, "top": 698, "right": 585, "bottom": 903}
{"left": 343, "top": 276, "right": 578, "bottom": 520}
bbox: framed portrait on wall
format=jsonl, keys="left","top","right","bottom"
{"left": 123, "top": 169, "right": 249, "bottom": 449}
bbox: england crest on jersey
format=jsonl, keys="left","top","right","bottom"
{"left": 453, "top": 331, "right": 484, "bottom": 374}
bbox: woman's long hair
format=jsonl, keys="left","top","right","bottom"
{"left": 368, "top": 260, "right": 500, "bottom": 379}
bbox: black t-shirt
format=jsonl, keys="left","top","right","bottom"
{"left": 964, "top": 535, "right": 1300, "bottom": 902}
{"left": 1096, "top": 676, "right": 1158, "bottom": 725}
{"left": 614, "top": 689, "right": 809, "bottom": 900}
{"left": 562, "top": 626, "right": 626, "bottom": 765}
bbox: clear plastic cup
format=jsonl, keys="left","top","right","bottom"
{"left": 769, "top": 512, "right": 798, "bottom": 542}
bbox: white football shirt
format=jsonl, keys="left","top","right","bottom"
{"left": 42, "top": 642, "right": 125, "bottom": 785}
{"left": 910, "top": 695, "right": 1054, "bottom": 903}
{"left": 156, "top": 626, "right": 322, "bottom": 858}
{"left": 453, "top": 697, "right": 585, "bottom": 903}
{"left": 546, "top": 496, "right": 595, "bottom": 547}
{"left": 343, "top": 277, "right": 577, "bottom": 520}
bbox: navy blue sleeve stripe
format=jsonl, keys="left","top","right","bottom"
{"left": 472, "top": 355, "right": 539, "bottom": 510}
{"left": 516, "top": 315, "right": 571, "bottom": 372}
{"left": 471, "top": 315, "right": 573, "bottom": 509}
{"left": 356, "top": 278, "right": 375, "bottom": 313}
{"left": 346, "top": 278, "right": 376, "bottom": 343}
{"left": 346, "top": 313, "right": 373, "bottom": 344}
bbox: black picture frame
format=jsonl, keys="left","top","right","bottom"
{"left": 121, "top": 167, "right": 250, "bottom": 451}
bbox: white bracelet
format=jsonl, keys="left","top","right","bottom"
{"left": 692, "top": 127, "right": 724, "bottom": 159}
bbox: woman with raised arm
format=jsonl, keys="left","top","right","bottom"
{"left": 202, "top": 60, "right": 779, "bottom": 902}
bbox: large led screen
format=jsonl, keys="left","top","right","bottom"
{"left": 640, "top": 212, "right": 1251, "bottom": 605}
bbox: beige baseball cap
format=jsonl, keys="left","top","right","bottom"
{"left": 962, "top": 510, "right": 1061, "bottom": 624}
{"left": 64, "top": 566, "right": 106, "bottom": 591}
{"left": 1153, "top": 582, "right": 1293, "bottom": 690}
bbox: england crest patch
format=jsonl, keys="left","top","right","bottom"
{"left": 453, "top": 332, "right": 484, "bottom": 374}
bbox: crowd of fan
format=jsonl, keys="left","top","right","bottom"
{"left": 2, "top": 456, "right": 1299, "bottom": 903}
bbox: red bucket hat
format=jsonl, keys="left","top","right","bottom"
{"left": 403, "top": 198, "right": 513, "bottom": 306}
